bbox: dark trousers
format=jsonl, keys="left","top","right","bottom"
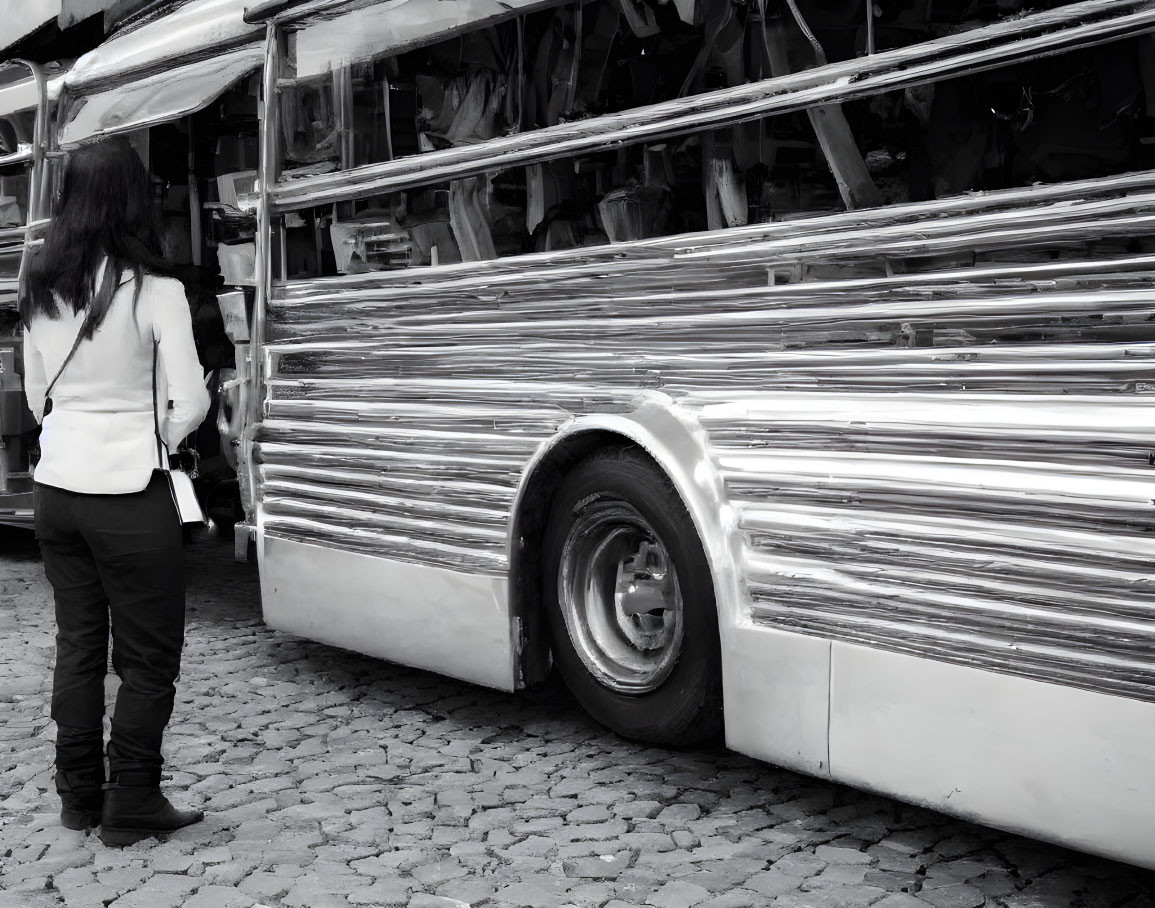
{"left": 35, "top": 472, "right": 186, "bottom": 776}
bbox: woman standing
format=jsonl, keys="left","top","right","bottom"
{"left": 21, "top": 138, "right": 210, "bottom": 846}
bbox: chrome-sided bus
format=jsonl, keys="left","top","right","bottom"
{"left": 18, "top": 0, "right": 1155, "bottom": 868}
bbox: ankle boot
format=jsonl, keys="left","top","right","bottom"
{"left": 56, "top": 768, "right": 105, "bottom": 830}
{"left": 100, "top": 770, "right": 204, "bottom": 847}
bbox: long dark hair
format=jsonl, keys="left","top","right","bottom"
{"left": 21, "top": 137, "right": 169, "bottom": 335}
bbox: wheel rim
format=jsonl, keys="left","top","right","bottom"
{"left": 557, "top": 496, "right": 684, "bottom": 694}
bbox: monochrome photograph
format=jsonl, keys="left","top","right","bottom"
{"left": 1, "top": 0, "right": 1153, "bottom": 906}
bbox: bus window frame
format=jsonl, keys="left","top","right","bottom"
{"left": 262, "top": 0, "right": 1155, "bottom": 212}
{"left": 0, "top": 60, "right": 53, "bottom": 308}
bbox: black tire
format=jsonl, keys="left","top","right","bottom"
{"left": 542, "top": 445, "right": 723, "bottom": 747}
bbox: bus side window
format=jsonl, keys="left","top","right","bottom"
{"left": 276, "top": 2, "right": 1155, "bottom": 274}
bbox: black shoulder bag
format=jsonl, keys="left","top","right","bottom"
{"left": 152, "top": 341, "right": 209, "bottom": 527}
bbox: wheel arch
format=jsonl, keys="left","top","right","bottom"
{"left": 507, "top": 396, "right": 743, "bottom": 692}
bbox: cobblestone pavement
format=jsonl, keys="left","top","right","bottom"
{"left": 2, "top": 527, "right": 1153, "bottom": 908}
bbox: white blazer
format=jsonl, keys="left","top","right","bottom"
{"left": 23, "top": 272, "right": 211, "bottom": 495}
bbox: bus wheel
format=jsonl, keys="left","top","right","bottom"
{"left": 542, "top": 446, "right": 723, "bottom": 746}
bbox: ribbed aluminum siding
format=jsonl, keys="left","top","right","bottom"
{"left": 258, "top": 172, "right": 1155, "bottom": 702}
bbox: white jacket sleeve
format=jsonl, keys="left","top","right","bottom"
{"left": 152, "top": 277, "right": 210, "bottom": 450}
{"left": 22, "top": 327, "right": 47, "bottom": 425}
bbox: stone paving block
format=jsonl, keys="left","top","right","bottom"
{"left": 410, "top": 857, "right": 468, "bottom": 886}
{"left": 26, "top": 823, "right": 87, "bottom": 847}
{"left": 877, "top": 832, "right": 939, "bottom": 856}
{"left": 872, "top": 895, "right": 933, "bottom": 908}
{"left": 54, "top": 865, "right": 98, "bottom": 889}
{"left": 617, "top": 832, "right": 677, "bottom": 853}
{"left": 770, "top": 886, "right": 889, "bottom": 908}
{"left": 551, "top": 779, "right": 595, "bottom": 797}
{"left": 647, "top": 880, "right": 713, "bottom": 908}
{"left": 148, "top": 851, "right": 198, "bottom": 874}
{"left": 493, "top": 874, "right": 575, "bottom": 907}
{"left": 95, "top": 865, "right": 154, "bottom": 891}
{"left": 677, "top": 860, "right": 768, "bottom": 893}
{"left": 6, "top": 848, "right": 91, "bottom": 882}
{"left": 239, "top": 870, "right": 298, "bottom": 900}
{"left": 180, "top": 885, "right": 256, "bottom": 908}
{"left": 867, "top": 849, "right": 925, "bottom": 874}
{"left": 346, "top": 877, "right": 412, "bottom": 905}
{"left": 698, "top": 889, "right": 774, "bottom": 908}
{"left": 918, "top": 884, "right": 986, "bottom": 908}
{"left": 563, "top": 850, "right": 635, "bottom": 879}
{"left": 614, "top": 801, "right": 663, "bottom": 819}
{"left": 814, "top": 846, "right": 873, "bottom": 866}
{"left": 513, "top": 816, "right": 565, "bottom": 835}
{"left": 289, "top": 892, "right": 357, "bottom": 908}
{"left": 203, "top": 860, "right": 258, "bottom": 887}
{"left": 558, "top": 841, "right": 618, "bottom": 860}
{"left": 578, "top": 788, "right": 627, "bottom": 807}
{"left": 802, "top": 864, "right": 870, "bottom": 889}
{"left": 408, "top": 894, "right": 471, "bottom": 908}
{"left": 565, "top": 881, "right": 618, "bottom": 906}
{"left": 505, "top": 856, "right": 553, "bottom": 874}
{"left": 62, "top": 881, "right": 121, "bottom": 907}
{"left": 549, "top": 819, "right": 631, "bottom": 843}
{"left": 691, "top": 842, "right": 768, "bottom": 862}
{"left": 633, "top": 849, "right": 700, "bottom": 873}
{"left": 195, "top": 845, "right": 233, "bottom": 864}
{"left": 966, "top": 870, "right": 1016, "bottom": 900}
{"left": 745, "top": 870, "right": 801, "bottom": 899}
{"left": 503, "top": 835, "right": 558, "bottom": 857}
{"left": 431, "top": 826, "right": 472, "bottom": 846}
{"left": 769, "top": 852, "right": 828, "bottom": 879}
{"left": 211, "top": 797, "right": 279, "bottom": 825}
{"left": 933, "top": 835, "right": 993, "bottom": 860}
{"left": 436, "top": 875, "right": 499, "bottom": 904}
{"left": 658, "top": 804, "right": 704, "bottom": 827}
{"left": 922, "top": 861, "right": 990, "bottom": 889}
{"left": 0, "top": 891, "right": 65, "bottom": 908}
{"left": 864, "top": 870, "right": 922, "bottom": 891}
{"left": 673, "top": 831, "right": 701, "bottom": 849}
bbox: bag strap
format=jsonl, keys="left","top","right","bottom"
{"left": 43, "top": 257, "right": 119, "bottom": 406}
{"left": 151, "top": 339, "right": 167, "bottom": 471}
{"left": 43, "top": 313, "right": 93, "bottom": 404}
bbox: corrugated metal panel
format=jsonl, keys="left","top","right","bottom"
{"left": 255, "top": 170, "right": 1155, "bottom": 703}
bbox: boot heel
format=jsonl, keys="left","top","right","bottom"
{"left": 99, "top": 826, "right": 152, "bottom": 847}
{"left": 101, "top": 777, "right": 204, "bottom": 847}
{"left": 56, "top": 768, "right": 105, "bottom": 831}
{"left": 60, "top": 808, "right": 102, "bottom": 831}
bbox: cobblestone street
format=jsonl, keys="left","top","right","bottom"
{"left": 2, "top": 527, "right": 1153, "bottom": 908}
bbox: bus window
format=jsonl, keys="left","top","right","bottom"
{"left": 272, "top": 1, "right": 1155, "bottom": 281}
{"left": 277, "top": 107, "right": 851, "bottom": 278}
{"left": 276, "top": 0, "right": 890, "bottom": 179}
{"left": 277, "top": 26, "right": 1155, "bottom": 280}
{"left": 0, "top": 110, "right": 34, "bottom": 161}
{"left": 275, "top": 0, "right": 1102, "bottom": 182}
